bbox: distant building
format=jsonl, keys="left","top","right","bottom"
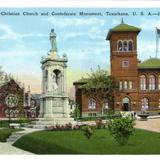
{"left": 74, "top": 20, "right": 160, "bottom": 117}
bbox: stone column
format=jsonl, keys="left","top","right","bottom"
{"left": 63, "top": 66, "right": 67, "bottom": 96}
{"left": 44, "top": 98, "right": 53, "bottom": 118}
{"left": 48, "top": 68, "right": 52, "bottom": 92}
{"left": 39, "top": 99, "right": 44, "bottom": 118}
{"left": 63, "top": 98, "right": 69, "bottom": 118}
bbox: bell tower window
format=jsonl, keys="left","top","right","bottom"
{"left": 123, "top": 41, "right": 128, "bottom": 51}
{"left": 128, "top": 41, "right": 133, "bottom": 51}
{"left": 118, "top": 41, "right": 123, "bottom": 51}
{"left": 117, "top": 40, "right": 133, "bottom": 52}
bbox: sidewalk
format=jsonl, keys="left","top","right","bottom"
{"left": 135, "top": 118, "right": 160, "bottom": 133}
{"left": 0, "top": 127, "right": 42, "bottom": 154}
{"left": 0, "top": 142, "right": 34, "bottom": 154}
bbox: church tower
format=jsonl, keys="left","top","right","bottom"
{"left": 37, "top": 29, "right": 74, "bottom": 127}
{"left": 106, "top": 19, "right": 141, "bottom": 111}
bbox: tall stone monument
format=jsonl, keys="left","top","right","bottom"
{"left": 36, "top": 29, "right": 74, "bottom": 127}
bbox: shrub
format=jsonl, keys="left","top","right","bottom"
{"left": 45, "top": 123, "right": 73, "bottom": 131}
{"left": 95, "top": 118, "right": 104, "bottom": 129}
{"left": 19, "top": 117, "right": 29, "bottom": 124}
{"left": 73, "top": 104, "right": 81, "bottom": 120}
{"left": 82, "top": 125, "right": 94, "bottom": 139}
{"left": 108, "top": 116, "right": 135, "bottom": 145}
{"left": 65, "top": 123, "right": 72, "bottom": 130}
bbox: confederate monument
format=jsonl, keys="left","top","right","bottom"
{"left": 35, "top": 29, "right": 74, "bottom": 127}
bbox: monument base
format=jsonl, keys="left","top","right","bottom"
{"left": 34, "top": 117, "right": 76, "bottom": 129}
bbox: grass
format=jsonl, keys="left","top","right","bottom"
{"left": 13, "top": 129, "right": 160, "bottom": 154}
{"left": 0, "top": 128, "right": 24, "bottom": 142}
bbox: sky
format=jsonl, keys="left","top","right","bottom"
{"left": 0, "top": 8, "right": 160, "bottom": 97}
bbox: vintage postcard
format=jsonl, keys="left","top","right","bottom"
{"left": 0, "top": 6, "right": 159, "bottom": 156}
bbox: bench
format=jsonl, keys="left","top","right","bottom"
{"left": 9, "top": 123, "right": 21, "bottom": 129}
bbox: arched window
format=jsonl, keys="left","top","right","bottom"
{"left": 45, "top": 70, "right": 48, "bottom": 91}
{"left": 129, "top": 81, "right": 133, "bottom": 89}
{"left": 149, "top": 75, "right": 156, "bottom": 90}
{"left": 119, "top": 81, "right": 123, "bottom": 90}
{"left": 45, "top": 70, "right": 48, "bottom": 80}
{"left": 124, "top": 81, "right": 128, "bottom": 90}
{"left": 141, "top": 98, "right": 149, "bottom": 109}
{"left": 123, "top": 41, "right": 128, "bottom": 51}
{"left": 128, "top": 41, "right": 133, "bottom": 51}
{"left": 158, "top": 75, "right": 160, "bottom": 89}
{"left": 52, "top": 69, "right": 61, "bottom": 91}
{"left": 88, "top": 98, "right": 96, "bottom": 109}
{"left": 117, "top": 41, "right": 123, "bottom": 51}
{"left": 140, "top": 75, "right": 146, "bottom": 90}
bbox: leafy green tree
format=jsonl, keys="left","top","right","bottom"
{"left": 81, "top": 66, "right": 118, "bottom": 115}
{"left": 73, "top": 103, "right": 80, "bottom": 119}
{"left": 108, "top": 116, "right": 135, "bottom": 145}
{"left": 82, "top": 125, "right": 94, "bottom": 139}
{"left": 0, "top": 66, "right": 4, "bottom": 83}
{"left": 17, "top": 94, "right": 26, "bottom": 123}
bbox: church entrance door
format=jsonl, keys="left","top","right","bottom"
{"left": 122, "top": 97, "right": 131, "bottom": 111}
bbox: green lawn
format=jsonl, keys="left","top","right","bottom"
{"left": 0, "top": 128, "right": 23, "bottom": 142}
{"left": 0, "top": 119, "right": 31, "bottom": 128}
{"left": 13, "top": 129, "right": 160, "bottom": 154}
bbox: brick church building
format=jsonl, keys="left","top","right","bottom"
{"left": 74, "top": 20, "right": 160, "bottom": 117}
{"left": 0, "top": 79, "right": 40, "bottom": 119}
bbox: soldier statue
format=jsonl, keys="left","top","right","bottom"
{"left": 50, "top": 29, "right": 57, "bottom": 52}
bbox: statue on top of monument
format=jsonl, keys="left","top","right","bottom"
{"left": 50, "top": 29, "right": 57, "bottom": 52}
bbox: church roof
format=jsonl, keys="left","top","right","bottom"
{"left": 138, "top": 58, "right": 160, "bottom": 69}
{"left": 106, "top": 20, "right": 141, "bottom": 40}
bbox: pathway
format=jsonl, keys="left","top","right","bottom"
{"left": 0, "top": 127, "right": 42, "bottom": 154}
{"left": 0, "top": 142, "right": 34, "bottom": 154}
{"left": 6, "top": 127, "right": 42, "bottom": 144}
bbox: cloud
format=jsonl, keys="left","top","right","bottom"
{"left": 138, "top": 40, "right": 157, "bottom": 60}
{"left": 61, "top": 26, "right": 106, "bottom": 42}
{"left": 139, "top": 19, "right": 160, "bottom": 31}
{"left": 45, "top": 17, "right": 106, "bottom": 28}
{"left": 0, "top": 23, "right": 46, "bottom": 41}
{"left": 112, "top": 19, "right": 119, "bottom": 25}
{"left": 0, "top": 46, "right": 43, "bottom": 58}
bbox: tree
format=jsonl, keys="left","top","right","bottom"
{"left": 81, "top": 66, "right": 118, "bottom": 115}
{"left": 4, "top": 74, "right": 10, "bottom": 83}
{"left": 0, "top": 66, "right": 4, "bottom": 83}
{"left": 73, "top": 103, "right": 80, "bottom": 119}
{"left": 108, "top": 116, "right": 135, "bottom": 145}
{"left": 17, "top": 94, "right": 26, "bottom": 121}
{"left": 82, "top": 125, "right": 94, "bottom": 139}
